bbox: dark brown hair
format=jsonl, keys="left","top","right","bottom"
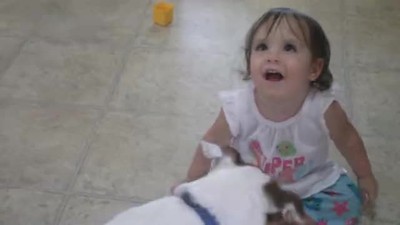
{"left": 244, "top": 7, "right": 333, "bottom": 91}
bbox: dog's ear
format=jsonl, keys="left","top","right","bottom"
{"left": 211, "top": 156, "right": 236, "bottom": 171}
{"left": 201, "top": 141, "right": 238, "bottom": 171}
{"left": 201, "top": 141, "right": 223, "bottom": 159}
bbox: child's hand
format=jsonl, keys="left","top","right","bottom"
{"left": 358, "top": 175, "right": 378, "bottom": 218}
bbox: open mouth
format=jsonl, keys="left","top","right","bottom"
{"left": 263, "top": 70, "right": 284, "bottom": 81}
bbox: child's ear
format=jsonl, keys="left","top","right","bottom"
{"left": 309, "top": 58, "right": 324, "bottom": 81}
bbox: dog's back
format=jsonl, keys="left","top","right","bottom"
{"left": 105, "top": 143, "right": 312, "bottom": 225}
{"left": 105, "top": 196, "right": 202, "bottom": 225}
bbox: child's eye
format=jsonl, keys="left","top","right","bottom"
{"left": 255, "top": 43, "right": 268, "bottom": 51}
{"left": 284, "top": 43, "right": 297, "bottom": 52}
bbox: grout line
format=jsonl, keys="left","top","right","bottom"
{"left": 0, "top": 38, "right": 29, "bottom": 82}
{"left": 66, "top": 0, "right": 157, "bottom": 190}
{"left": 340, "top": 14, "right": 355, "bottom": 121}
{"left": 0, "top": 97, "right": 104, "bottom": 111}
{"left": 107, "top": 104, "right": 219, "bottom": 118}
{"left": 0, "top": 184, "right": 147, "bottom": 206}
{"left": 52, "top": 110, "right": 105, "bottom": 225}
{"left": 0, "top": 0, "right": 46, "bottom": 81}
{"left": 133, "top": 45, "right": 231, "bottom": 57}
{"left": 53, "top": 195, "right": 69, "bottom": 225}
{"left": 53, "top": 1, "right": 155, "bottom": 224}
{"left": 129, "top": 45, "right": 231, "bottom": 57}
{"left": 102, "top": 1, "right": 155, "bottom": 110}
{"left": 0, "top": 94, "right": 216, "bottom": 123}
{"left": 0, "top": 185, "right": 66, "bottom": 195}
{"left": 71, "top": 191, "right": 149, "bottom": 204}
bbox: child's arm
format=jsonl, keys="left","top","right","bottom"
{"left": 324, "top": 101, "right": 378, "bottom": 204}
{"left": 186, "top": 109, "right": 233, "bottom": 181}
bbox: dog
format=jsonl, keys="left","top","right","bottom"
{"left": 105, "top": 142, "right": 313, "bottom": 225}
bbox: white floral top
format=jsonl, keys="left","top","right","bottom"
{"left": 218, "top": 83, "right": 345, "bottom": 198}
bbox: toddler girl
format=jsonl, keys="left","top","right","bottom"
{"left": 180, "top": 7, "right": 378, "bottom": 225}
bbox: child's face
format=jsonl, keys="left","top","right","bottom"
{"left": 249, "top": 17, "right": 323, "bottom": 100}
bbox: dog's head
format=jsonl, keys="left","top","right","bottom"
{"left": 264, "top": 181, "right": 316, "bottom": 225}
{"left": 175, "top": 142, "right": 315, "bottom": 225}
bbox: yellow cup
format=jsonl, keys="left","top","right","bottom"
{"left": 153, "top": 2, "right": 174, "bottom": 26}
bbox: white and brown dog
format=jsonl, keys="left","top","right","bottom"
{"left": 105, "top": 142, "right": 314, "bottom": 225}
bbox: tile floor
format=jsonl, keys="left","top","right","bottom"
{"left": 0, "top": 0, "right": 399, "bottom": 224}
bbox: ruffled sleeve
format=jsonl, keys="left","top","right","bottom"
{"left": 218, "top": 90, "right": 240, "bottom": 138}
{"left": 306, "top": 82, "right": 349, "bottom": 134}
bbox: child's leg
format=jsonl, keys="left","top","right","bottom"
{"left": 302, "top": 174, "right": 362, "bottom": 225}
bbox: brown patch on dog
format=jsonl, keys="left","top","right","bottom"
{"left": 216, "top": 146, "right": 313, "bottom": 225}
{"left": 264, "top": 181, "right": 312, "bottom": 225}
{"left": 218, "top": 146, "right": 314, "bottom": 225}
{"left": 264, "top": 181, "right": 305, "bottom": 215}
{"left": 267, "top": 212, "right": 284, "bottom": 223}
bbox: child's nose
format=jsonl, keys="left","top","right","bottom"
{"left": 267, "top": 57, "right": 279, "bottom": 63}
{"left": 265, "top": 50, "right": 280, "bottom": 63}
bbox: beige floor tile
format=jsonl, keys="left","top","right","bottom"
{"left": 0, "top": 0, "right": 48, "bottom": 37}
{"left": 35, "top": 0, "right": 148, "bottom": 47}
{"left": 0, "top": 188, "right": 63, "bottom": 225}
{"left": 363, "top": 136, "right": 400, "bottom": 183}
{"left": 344, "top": 17, "right": 400, "bottom": 71}
{"left": 349, "top": 67, "right": 400, "bottom": 137}
{"left": 0, "top": 37, "right": 25, "bottom": 77}
{"left": 134, "top": 0, "right": 254, "bottom": 54}
{"left": 110, "top": 48, "right": 233, "bottom": 117}
{"left": 74, "top": 111, "right": 212, "bottom": 201}
{"left": 308, "top": 12, "right": 344, "bottom": 69}
{"left": 305, "top": 0, "right": 344, "bottom": 14}
{"left": 59, "top": 196, "right": 135, "bottom": 225}
{"left": 0, "top": 102, "right": 99, "bottom": 191}
{"left": 330, "top": 135, "right": 400, "bottom": 222}
{"left": 255, "top": 0, "right": 344, "bottom": 15}
{"left": 344, "top": 0, "right": 400, "bottom": 20}
{"left": 255, "top": 0, "right": 309, "bottom": 12}
{"left": 0, "top": 39, "right": 124, "bottom": 106}
{"left": 373, "top": 174, "right": 400, "bottom": 223}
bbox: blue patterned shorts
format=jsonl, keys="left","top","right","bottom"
{"left": 303, "top": 174, "right": 362, "bottom": 225}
